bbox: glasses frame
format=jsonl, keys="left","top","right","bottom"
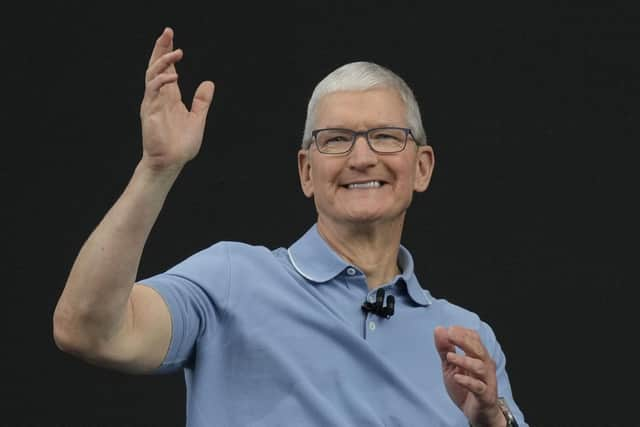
{"left": 310, "top": 127, "right": 415, "bottom": 154}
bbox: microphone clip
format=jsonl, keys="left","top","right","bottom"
{"left": 362, "top": 288, "right": 395, "bottom": 319}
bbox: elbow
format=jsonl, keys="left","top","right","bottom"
{"left": 52, "top": 303, "right": 94, "bottom": 357}
{"left": 52, "top": 306, "right": 80, "bottom": 354}
{"left": 52, "top": 303, "right": 129, "bottom": 370}
{"left": 53, "top": 326, "right": 77, "bottom": 355}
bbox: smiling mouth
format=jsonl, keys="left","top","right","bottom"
{"left": 344, "top": 180, "right": 385, "bottom": 189}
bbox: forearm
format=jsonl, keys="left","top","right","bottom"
{"left": 53, "top": 160, "right": 181, "bottom": 352}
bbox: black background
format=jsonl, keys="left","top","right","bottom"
{"left": 4, "top": 3, "right": 638, "bottom": 426}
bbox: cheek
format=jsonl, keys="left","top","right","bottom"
{"left": 392, "top": 162, "right": 417, "bottom": 190}
{"left": 311, "top": 161, "right": 341, "bottom": 187}
{"left": 397, "top": 178, "right": 416, "bottom": 199}
{"left": 307, "top": 169, "right": 331, "bottom": 204}
{"left": 399, "top": 158, "right": 422, "bottom": 190}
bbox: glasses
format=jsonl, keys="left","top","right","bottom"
{"left": 311, "top": 127, "right": 415, "bottom": 154}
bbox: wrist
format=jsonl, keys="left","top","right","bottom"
{"left": 137, "top": 157, "right": 184, "bottom": 182}
{"left": 470, "top": 398, "right": 518, "bottom": 427}
{"left": 496, "top": 397, "right": 518, "bottom": 427}
{"left": 469, "top": 405, "right": 507, "bottom": 427}
{"left": 138, "top": 152, "right": 187, "bottom": 176}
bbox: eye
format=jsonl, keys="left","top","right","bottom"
{"left": 318, "top": 130, "right": 353, "bottom": 146}
{"left": 327, "top": 135, "right": 350, "bottom": 143}
{"left": 371, "top": 131, "right": 403, "bottom": 141}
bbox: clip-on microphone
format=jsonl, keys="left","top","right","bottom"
{"left": 361, "top": 288, "right": 395, "bottom": 319}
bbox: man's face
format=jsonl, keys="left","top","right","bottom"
{"left": 298, "top": 88, "right": 435, "bottom": 228}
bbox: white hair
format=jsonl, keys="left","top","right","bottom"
{"left": 301, "top": 61, "right": 427, "bottom": 149}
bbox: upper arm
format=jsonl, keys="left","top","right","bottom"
{"left": 97, "top": 243, "right": 233, "bottom": 373}
{"left": 87, "top": 284, "right": 172, "bottom": 374}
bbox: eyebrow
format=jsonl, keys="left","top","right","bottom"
{"left": 320, "top": 123, "right": 404, "bottom": 130}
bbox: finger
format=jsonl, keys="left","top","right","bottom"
{"left": 447, "top": 326, "right": 487, "bottom": 359}
{"left": 191, "top": 81, "right": 215, "bottom": 116}
{"left": 146, "top": 72, "right": 179, "bottom": 94}
{"left": 453, "top": 373, "right": 488, "bottom": 395}
{"left": 146, "top": 49, "right": 183, "bottom": 83}
{"left": 148, "top": 27, "right": 174, "bottom": 68}
{"left": 434, "top": 326, "right": 456, "bottom": 361}
{"left": 446, "top": 352, "right": 488, "bottom": 379}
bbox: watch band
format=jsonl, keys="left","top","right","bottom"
{"left": 467, "top": 397, "right": 519, "bottom": 427}
{"left": 497, "top": 397, "right": 519, "bottom": 427}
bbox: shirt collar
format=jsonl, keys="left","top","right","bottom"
{"left": 397, "top": 243, "right": 432, "bottom": 307}
{"left": 288, "top": 223, "right": 431, "bottom": 307}
{"left": 288, "top": 223, "right": 348, "bottom": 283}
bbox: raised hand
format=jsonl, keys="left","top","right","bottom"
{"left": 434, "top": 326, "right": 506, "bottom": 427}
{"left": 139, "top": 27, "right": 215, "bottom": 173}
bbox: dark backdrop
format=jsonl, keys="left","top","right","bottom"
{"left": 4, "top": 3, "right": 637, "bottom": 426}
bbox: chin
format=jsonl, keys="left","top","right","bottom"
{"left": 341, "top": 209, "right": 398, "bottom": 225}
{"left": 316, "top": 199, "right": 408, "bottom": 227}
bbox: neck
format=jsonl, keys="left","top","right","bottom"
{"left": 317, "top": 216, "right": 404, "bottom": 289}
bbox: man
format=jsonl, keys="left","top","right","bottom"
{"left": 53, "top": 27, "right": 527, "bottom": 426}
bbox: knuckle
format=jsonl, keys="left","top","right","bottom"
{"left": 461, "top": 355, "right": 472, "bottom": 368}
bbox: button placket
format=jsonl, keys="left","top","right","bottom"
{"left": 362, "top": 285, "right": 396, "bottom": 339}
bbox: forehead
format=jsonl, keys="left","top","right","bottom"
{"left": 314, "top": 88, "right": 407, "bottom": 128}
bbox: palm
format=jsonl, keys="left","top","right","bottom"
{"left": 139, "top": 28, "right": 214, "bottom": 171}
{"left": 442, "top": 359, "right": 482, "bottom": 418}
{"left": 141, "top": 85, "right": 203, "bottom": 164}
{"left": 434, "top": 326, "right": 501, "bottom": 425}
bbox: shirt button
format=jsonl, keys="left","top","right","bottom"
{"left": 346, "top": 267, "right": 356, "bottom": 276}
{"left": 368, "top": 321, "right": 376, "bottom": 331}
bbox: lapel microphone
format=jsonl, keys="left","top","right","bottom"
{"left": 362, "top": 288, "right": 395, "bottom": 319}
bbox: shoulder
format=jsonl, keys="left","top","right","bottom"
{"left": 219, "top": 241, "right": 286, "bottom": 267}
{"left": 178, "top": 240, "right": 277, "bottom": 265}
{"left": 428, "top": 295, "right": 498, "bottom": 344}
{"left": 429, "top": 295, "right": 481, "bottom": 326}
{"left": 431, "top": 296, "right": 504, "bottom": 359}
{"left": 156, "top": 241, "right": 280, "bottom": 282}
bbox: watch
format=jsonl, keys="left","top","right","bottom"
{"left": 497, "top": 397, "right": 519, "bottom": 427}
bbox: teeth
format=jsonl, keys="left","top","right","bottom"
{"left": 347, "top": 181, "right": 382, "bottom": 189}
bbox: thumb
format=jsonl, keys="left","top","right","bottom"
{"left": 191, "top": 81, "right": 215, "bottom": 116}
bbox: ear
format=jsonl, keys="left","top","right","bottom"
{"left": 413, "top": 145, "right": 435, "bottom": 192}
{"left": 298, "top": 149, "right": 314, "bottom": 198}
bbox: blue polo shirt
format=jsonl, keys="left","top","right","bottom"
{"left": 141, "top": 224, "right": 528, "bottom": 427}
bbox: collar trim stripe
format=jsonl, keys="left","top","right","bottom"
{"left": 287, "top": 248, "right": 321, "bottom": 282}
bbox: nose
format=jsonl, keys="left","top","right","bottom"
{"left": 347, "top": 135, "right": 378, "bottom": 170}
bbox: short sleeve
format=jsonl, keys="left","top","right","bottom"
{"left": 478, "top": 321, "right": 529, "bottom": 427}
{"left": 138, "top": 242, "right": 231, "bottom": 373}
